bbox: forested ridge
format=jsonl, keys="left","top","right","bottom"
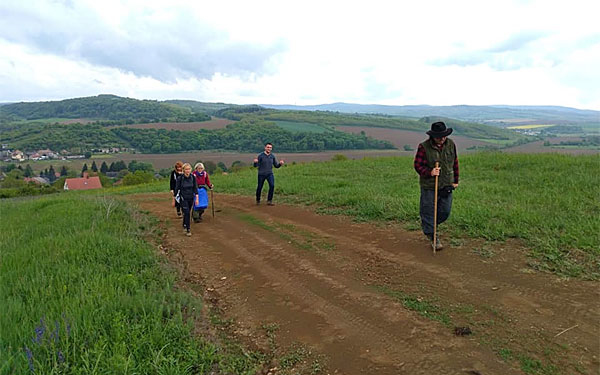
{"left": 0, "top": 94, "right": 209, "bottom": 122}
{"left": 2, "top": 120, "right": 393, "bottom": 153}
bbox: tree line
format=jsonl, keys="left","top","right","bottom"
{"left": 3, "top": 119, "right": 394, "bottom": 153}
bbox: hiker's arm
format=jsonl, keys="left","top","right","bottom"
{"left": 413, "top": 144, "right": 432, "bottom": 177}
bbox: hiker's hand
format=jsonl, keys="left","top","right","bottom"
{"left": 253, "top": 158, "right": 258, "bottom": 163}
{"left": 172, "top": 197, "right": 175, "bottom": 207}
{"left": 170, "top": 190, "right": 173, "bottom": 194}
{"left": 210, "top": 185, "right": 214, "bottom": 190}
{"left": 430, "top": 167, "right": 440, "bottom": 176}
{"left": 280, "top": 159, "right": 285, "bottom": 165}
{"left": 452, "top": 183, "right": 459, "bottom": 189}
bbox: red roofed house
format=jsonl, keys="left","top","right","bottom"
{"left": 64, "top": 173, "right": 102, "bottom": 191}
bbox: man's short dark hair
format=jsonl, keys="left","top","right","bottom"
{"left": 265, "top": 142, "right": 273, "bottom": 146}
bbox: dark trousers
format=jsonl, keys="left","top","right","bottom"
{"left": 419, "top": 188, "right": 453, "bottom": 238}
{"left": 181, "top": 197, "right": 194, "bottom": 230}
{"left": 256, "top": 173, "right": 275, "bottom": 202}
{"left": 192, "top": 209, "right": 204, "bottom": 221}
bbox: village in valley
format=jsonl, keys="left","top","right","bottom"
{"left": 0, "top": 144, "right": 134, "bottom": 191}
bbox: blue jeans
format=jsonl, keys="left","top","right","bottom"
{"left": 419, "top": 188, "right": 453, "bottom": 238}
{"left": 256, "top": 174, "right": 275, "bottom": 202}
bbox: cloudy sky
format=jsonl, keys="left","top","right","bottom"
{"left": 1, "top": 0, "right": 599, "bottom": 109}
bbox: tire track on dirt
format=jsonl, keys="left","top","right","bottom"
{"left": 218, "top": 195, "right": 600, "bottom": 372}
{"left": 226, "top": 196, "right": 598, "bottom": 324}
{"left": 135, "top": 193, "right": 598, "bottom": 374}
{"left": 204, "top": 213, "right": 464, "bottom": 374}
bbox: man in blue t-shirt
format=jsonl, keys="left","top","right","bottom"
{"left": 253, "top": 142, "right": 285, "bottom": 205}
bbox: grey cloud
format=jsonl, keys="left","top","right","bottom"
{"left": 574, "top": 34, "right": 600, "bottom": 49}
{"left": 0, "top": 2, "right": 287, "bottom": 82}
{"left": 487, "top": 31, "right": 548, "bottom": 53}
{"left": 428, "top": 31, "right": 551, "bottom": 71}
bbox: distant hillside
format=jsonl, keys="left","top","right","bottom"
{"left": 253, "top": 110, "right": 525, "bottom": 142}
{"left": 163, "top": 100, "right": 232, "bottom": 115}
{"left": 0, "top": 95, "right": 210, "bottom": 122}
{"left": 263, "top": 103, "right": 600, "bottom": 126}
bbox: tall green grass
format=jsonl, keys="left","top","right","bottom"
{"left": 211, "top": 153, "right": 600, "bottom": 279}
{"left": 0, "top": 195, "right": 262, "bottom": 374}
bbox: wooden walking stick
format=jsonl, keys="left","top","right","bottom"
{"left": 433, "top": 161, "right": 440, "bottom": 254}
{"left": 210, "top": 189, "right": 215, "bottom": 219}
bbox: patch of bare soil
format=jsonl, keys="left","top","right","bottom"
{"left": 133, "top": 193, "right": 599, "bottom": 375}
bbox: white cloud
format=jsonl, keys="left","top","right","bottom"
{"left": 0, "top": 0, "right": 599, "bottom": 109}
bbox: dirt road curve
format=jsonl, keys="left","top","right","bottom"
{"left": 134, "top": 193, "right": 599, "bottom": 375}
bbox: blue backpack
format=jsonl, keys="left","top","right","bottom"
{"left": 194, "top": 188, "right": 209, "bottom": 210}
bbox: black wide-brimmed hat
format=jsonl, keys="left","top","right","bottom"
{"left": 426, "top": 121, "right": 453, "bottom": 137}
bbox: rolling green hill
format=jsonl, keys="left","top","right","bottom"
{"left": 257, "top": 110, "right": 526, "bottom": 142}
{"left": 263, "top": 102, "right": 600, "bottom": 126}
{"left": 0, "top": 95, "right": 210, "bottom": 122}
{"left": 1, "top": 95, "right": 534, "bottom": 153}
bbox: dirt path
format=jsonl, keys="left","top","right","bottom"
{"left": 134, "top": 193, "right": 599, "bottom": 375}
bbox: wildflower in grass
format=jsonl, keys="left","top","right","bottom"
{"left": 24, "top": 346, "right": 34, "bottom": 373}
{"left": 50, "top": 320, "right": 60, "bottom": 343}
{"left": 58, "top": 350, "right": 65, "bottom": 364}
{"left": 33, "top": 318, "right": 46, "bottom": 344}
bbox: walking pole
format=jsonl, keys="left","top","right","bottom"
{"left": 433, "top": 161, "right": 440, "bottom": 254}
{"left": 210, "top": 188, "right": 215, "bottom": 219}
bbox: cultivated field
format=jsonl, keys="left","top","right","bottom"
{"left": 58, "top": 118, "right": 95, "bottom": 124}
{"left": 504, "top": 137, "right": 599, "bottom": 154}
{"left": 108, "top": 117, "right": 235, "bottom": 130}
{"left": 335, "top": 126, "right": 502, "bottom": 150}
{"left": 87, "top": 149, "right": 412, "bottom": 170}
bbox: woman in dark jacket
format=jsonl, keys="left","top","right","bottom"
{"left": 174, "top": 163, "right": 199, "bottom": 236}
{"left": 169, "top": 161, "right": 183, "bottom": 217}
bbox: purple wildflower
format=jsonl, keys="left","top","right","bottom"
{"left": 24, "top": 346, "right": 34, "bottom": 373}
{"left": 57, "top": 350, "right": 65, "bottom": 364}
{"left": 33, "top": 319, "right": 45, "bottom": 345}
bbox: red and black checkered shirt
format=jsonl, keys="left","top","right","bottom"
{"left": 413, "top": 141, "right": 459, "bottom": 184}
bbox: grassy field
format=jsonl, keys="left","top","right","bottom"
{"left": 210, "top": 152, "right": 600, "bottom": 279}
{"left": 274, "top": 120, "right": 331, "bottom": 133}
{"left": 0, "top": 194, "right": 263, "bottom": 374}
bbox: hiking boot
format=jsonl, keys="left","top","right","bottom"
{"left": 256, "top": 200, "right": 261, "bottom": 205}
{"left": 177, "top": 211, "right": 182, "bottom": 217}
{"left": 186, "top": 229, "right": 191, "bottom": 237}
{"left": 432, "top": 237, "right": 443, "bottom": 251}
{"left": 267, "top": 201, "right": 274, "bottom": 206}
